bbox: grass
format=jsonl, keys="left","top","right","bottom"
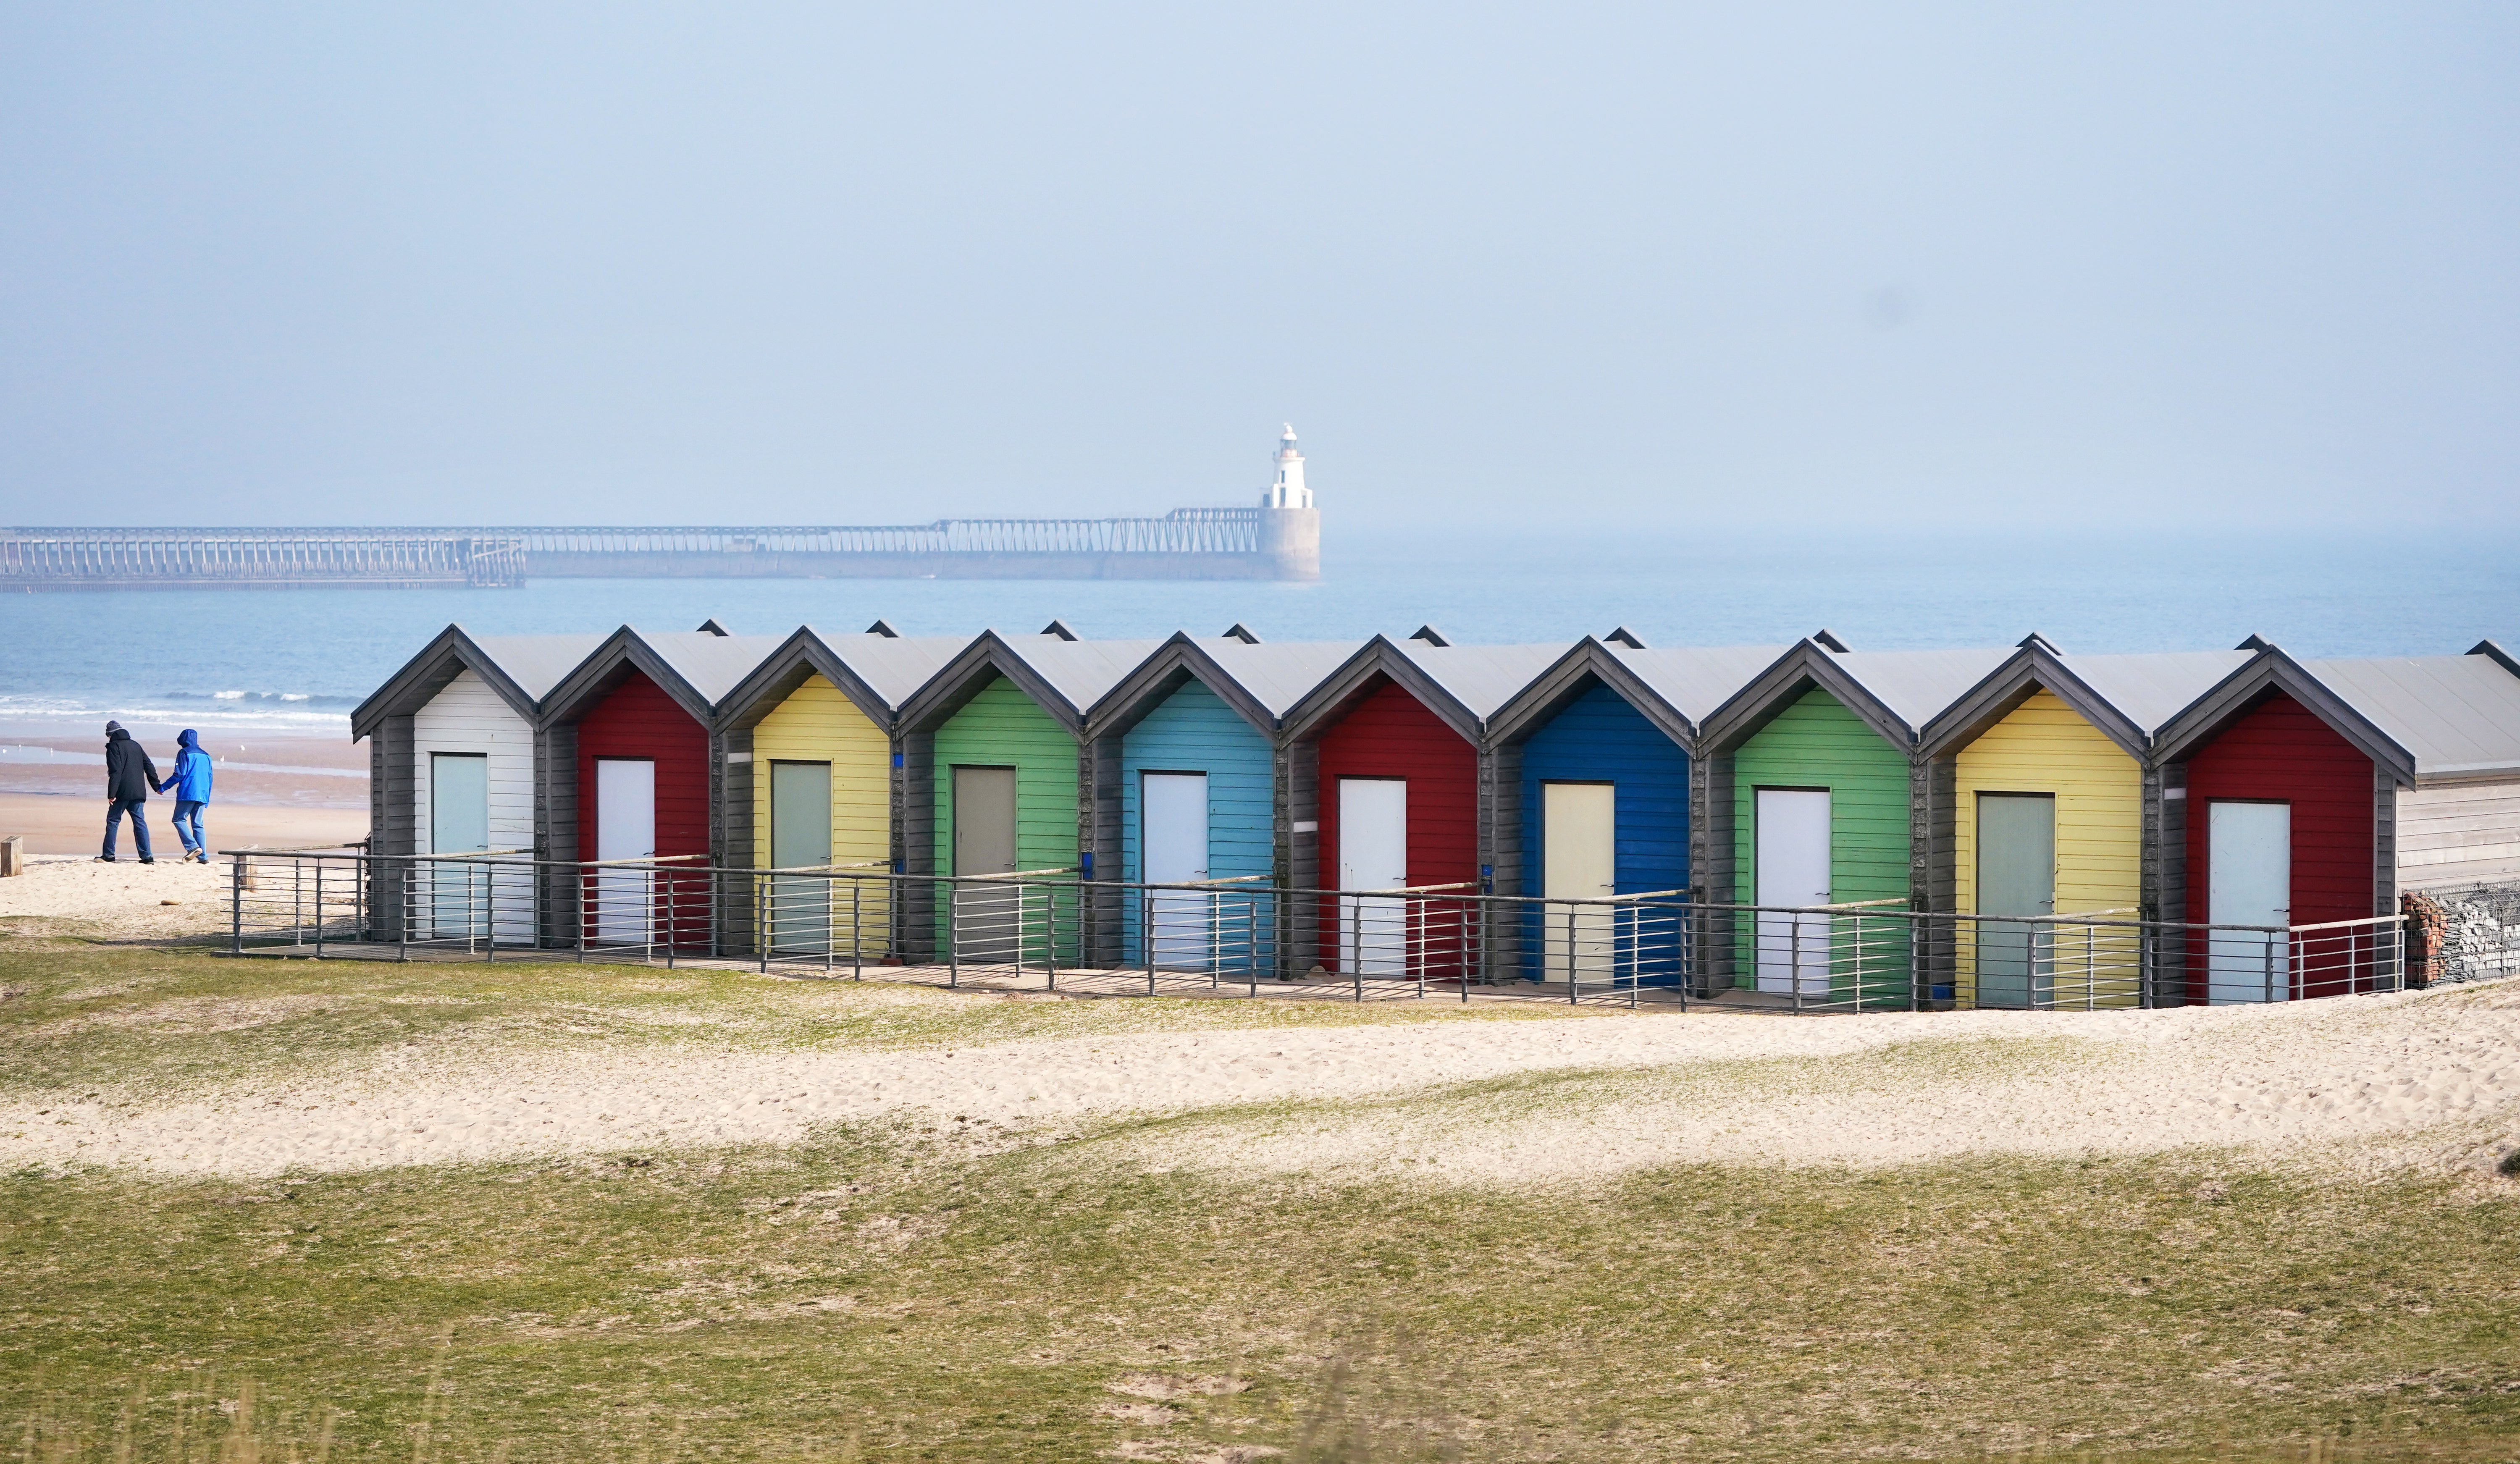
{"left": 3, "top": 940, "right": 2519, "bottom": 1461}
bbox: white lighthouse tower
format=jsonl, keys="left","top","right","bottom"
{"left": 1262, "top": 423, "right": 1311, "bottom": 509}
{"left": 1256, "top": 422, "right": 1320, "bottom": 579}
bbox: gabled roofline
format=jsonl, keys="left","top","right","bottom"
{"left": 536, "top": 626, "right": 724, "bottom": 731}
{"left": 895, "top": 630, "right": 1089, "bottom": 738}
{"left": 1917, "top": 643, "right": 2148, "bottom": 761}
{"left": 349, "top": 624, "right": 550, "bottom": 740}
{"left": 716, "top": 626, "right": 909, "bottom": 735}
{"left": 1698, "top": 639, "right": 1918, "bottom": 757}
{"left": 1081, "top": 632, "right": 1280, "bottom": 742}
{"left": 1280, "top": 635, "right": 1485, "bottom": 745}
{"left": 2150, "top": 643, "right": 2415, "bottom": 779}
{"left": 1485, "top": 638, "right": 1697, "bottom": 751}
{"left": 2470, "top": 639, "right": 2520, "bottom": 679}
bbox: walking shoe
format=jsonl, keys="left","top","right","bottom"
{"left": 93, "top": 855, "right": 116, "bottom": 863}
{"left": 139, "top": 857, "right": 156, "bottom": 865}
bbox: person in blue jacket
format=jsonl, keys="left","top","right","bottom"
{"left": 156, "top": 728, "right": 215, "bottom": 864}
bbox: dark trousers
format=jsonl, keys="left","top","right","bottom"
{"left": 104, "top": 798, "right": 152, "bottom": 860}
{"left": 173, "top": 800, "right": 207, "bottom": 855}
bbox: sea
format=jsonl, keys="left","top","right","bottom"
{"left": 2, "top": 526, "right": 2512, "bottom": 739}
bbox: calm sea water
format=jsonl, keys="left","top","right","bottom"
{"left": 2, "top": 527, "right": 2510, "bottom": 734}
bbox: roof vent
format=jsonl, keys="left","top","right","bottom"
{"left": 1221, "top": 623, "right": 1262, "bottom": 644}
{"left": 695, "top": 618, "right": 731, "bottom": 637}
{"left": 1603, "top": 627, "right": 1647, "bottom": 649}
{"left": 2017, "top": 632, "right": 2061, "bottom": 654}
{"left": 1040, "top": 619, "right": 1079, "bottom": 641}
{"left": 2235, "top": 634, "right": 2275, "bottom": 652}
{"left": 864, "top": 619, "right": 901, "bottom": 638}
{"left": 1811, "top": 629, "right": 1850, "bottom": 653}
{"left": 1408, "top": 625, "right": 1451, "bottom": 648}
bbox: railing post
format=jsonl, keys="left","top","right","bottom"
{"left": 229, "top": 854, "right": 244, "bottom": 955}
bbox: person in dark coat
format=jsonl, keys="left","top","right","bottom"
{"left": 156, "top": 728, "right": 214, "bottom": 863}
{"left": 100, "top": 720, "right": 159, "bottom": 864}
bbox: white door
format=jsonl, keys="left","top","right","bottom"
{"left": 2208, "top": 801, "right": 2292, "bottom": 1003}
{"left": 1755, "top": 788, "right": 1832, "bottom": 995}
{"left": 595, "top": 758, "right": 657, "bottom": 943}
{"left": 1143, "top": 772, "right": 1210, "bottom": 969}
{"left": 1338, "top": 778, "right": 1409, "bottom": 976}
{"left": 1543, "top": 783, "right": 1616, "bottom": 983}
{"left": 428, "top": 752, "right": 491, "bottom": 938}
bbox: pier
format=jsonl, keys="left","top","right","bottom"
{"left": 0, "top": 506, "right": 1323, "bottom": 589}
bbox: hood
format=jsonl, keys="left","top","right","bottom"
{"left": 178, "top": 729, "right": 201, "bottom": 751}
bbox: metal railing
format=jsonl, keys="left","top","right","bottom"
{"left": 215, "top": 848, "right": 2423, "bottom": 1013}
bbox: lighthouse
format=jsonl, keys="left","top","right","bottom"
{"left": 1262, "top": 423, "right": 1312, "bottom": 509}
{"left": 1257, "top": 422, "right": 1321, "bottom": 580}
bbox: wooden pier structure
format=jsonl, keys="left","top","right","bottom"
{"left": 1, "top": 506, "right": 1321, "bottom": 589}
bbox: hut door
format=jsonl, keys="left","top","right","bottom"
{"left": 429, "top": 752, "right": 491, "bottom": 939}
{"left": 1754, "top": 789, "right": 1832, "bottom": 995}
{"left": 1338, "top": 778, "right": 1409, "bottom": 976}
{"left": 594, "top": 758, "right": 656, "bottom": 944}
{"left": 2208, "top": 801, "right": 2292, "bottom": 1003}
{"left": 1143, "top": 772, "right": 1211, "bottom": 970}
{"left": 1543, "top": 783, "right": 1616, "bottom": 984}
{"left": 952, "top": 766, "right": 1021, "bottom": 964}
{"left": 769, "top": 761, "right": 833, "bottom": 955}
{"left": 1976, "top": 793, "right": 2055, "bottom": 1008}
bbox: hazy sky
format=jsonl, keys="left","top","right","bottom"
{"left": 4, "top": 4, "right": 2515, "bottom": 532}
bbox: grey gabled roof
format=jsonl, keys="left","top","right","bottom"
{"left": 1826, "top": 647, "right": 2017, "bottom": 732}
{"left": 464, "top": 633, "right": 609, "bottom": 703}
{"left": 799, "top": 628, "right": 974, "bottom": 711}
{"left": 1192, "top": 638, "right": 1366, "bottom": 719}
{"left": 1395, "top": 640, "right": 1575, "bottom": 722}
{"left": 2300, "top": 653, "right": 2520, "bottom": 777}
{"left": 2056, "top": 650, "right": 2257, "bottom": 736}
{"left": 998, "top": 634, "right": 1170, "bottom": 716}
{"left": 1611, "top": 644, "right": 1793, "bottom": 725}
{"left": 633, "top": 630, "right": 789, "bottom": 708}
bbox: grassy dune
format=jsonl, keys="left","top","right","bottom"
{"left": 4, "top": 942, "right": 2518, "bottom": 1461}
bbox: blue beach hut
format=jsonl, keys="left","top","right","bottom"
{"left": 1085, "top": 628, "right": 1360, "bottom": 969}
{"left": 1487, "top": 632, "right": 1787, "bottom": 986}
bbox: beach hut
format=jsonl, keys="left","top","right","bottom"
{"left": 2152, "top": 638, "right": 2520, "bottom": 1001}
{"left": 537, "top": 626, "right": 786, "bottom": 949}
{"left": 1281, "top": 631, "right": 1570, "bottom": 981}
{"left": 351, "top": 626, "right": 608, "bottom": 942}
{"left": 1083, "top": 629, "right": 1361, "bottom": 969}
{"left": 1695, "top": 637, "right": 2012, "bottom": 1002}
{"left": 1485, "top": 633, "right": 1785, "bottom": 986}
{"left": 1918, "top": 638, "right": 2252, "bottom": 1008}
{"left": 713, "top": 626, "right": 972, "bottom": 957}
{"left": 895, "top": 628, "right": 1163, "bottom": 966}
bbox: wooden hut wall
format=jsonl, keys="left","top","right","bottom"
{"left": 746, "top": 674, "right": 892, "bottom": 955}
{"left": 2394, "top": 779, "right": 2520, "bottom": 892}
{"left": 1514, "top": 680, "right": 1689, "bottom": 982}
{"left": 573, "top": 669, "right": 714, "bottom": 946}
{"left": 1116, "top": 678, "right": 1274, "bottom": 961}
{"left": 929, "top": 675, "right": 1082, "bottom": 958}
{"left": 1728, "top": 687, "right": 1912, "bottom": 1002}
{"left": 1949, "top": 688, "right": 2142, "bottom": 1007}
{"left": 2174, "top": 691, "right": 2376, "bottom": 1002}
{"left": 414, "top": 670, "right": 536, "bottom": 859}
{"left": 1312, "top": 679, "right": 1479, "bottom": 975}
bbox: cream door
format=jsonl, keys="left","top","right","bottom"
{"left": 1542, "top": 782, "right": 1616, "bottom": 983}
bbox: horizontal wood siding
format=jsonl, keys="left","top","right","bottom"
{"left": 1314, "top": 680, "right": 1478, "bottom": 976}
{"left": 2397, "top": 779, "right": 2520, "bottom": 891}
{"left": 414, "top": 671, "right": 536, "bottom": 857}
{"left": 1516, "top": 681, "right": 1690, "bottom": 983}
{"left": 750, "top": 674, "right": 893, "bottom": 954}
{"left": 1952, "top": 689, "right": 2141, "bottom": 1007}
{"left": 931, "top": 676, "right": 1081, "bottom": 959}
{"left": 1730, "top": 687, "right": 1911, "bottom": 998}
{"left": 1118, "top": 679, "right": 1275, "bottom": 960}
{"left": 575, "top": 671, "right": 712, "bottom": 944}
